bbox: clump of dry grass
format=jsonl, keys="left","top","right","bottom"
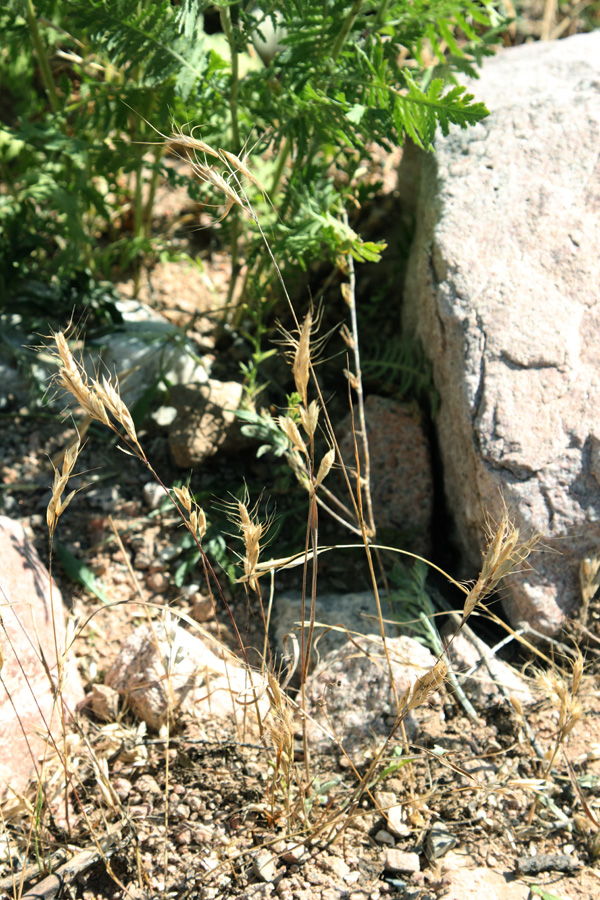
{"left": 7, "top": 139, "right": 599, "bottom": 900}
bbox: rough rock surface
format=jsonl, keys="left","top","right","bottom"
{"left": 440, "top": 851, "right": 529, "bottom": 900}
{"left": 304, "top": 634, "right": 439, "bottom": 758}
{"left": 105, "top": 618, "right": 265, "bottom": 729}
{"left": 338, "top": 396, "right": 433, "bottom": 556}
{"left": 271, "top": 590, "right": 396, "bottom": 669}
{"left": 168, "top": 379, "right": 244, "bottom": 468}
{"left": 88, "top": 298, "right": 210, "bottom": 408}
{"left": 402, "top": 32, "right": 600, "bottom": 633}
{"left": 0, "top": 516, "right": 83, "bottom": 797}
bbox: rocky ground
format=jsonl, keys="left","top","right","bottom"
{"left": 1, "top": 247, "right": 600, "bottom": 900}
{"left": 2, "top": 13, "right": 600, "bottom": 896}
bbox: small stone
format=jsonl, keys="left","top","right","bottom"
{"left": 253, "top": 850, "right": 278, "bottom": 883}
{"left": 134, "top": 552, "right": 152, "bottom": 570}
{"left": 192, "top": 593, "right": 214, "bottom": 622}
{"left": 112, "top": 777, "right": 132, "bottom": 801}
{"left": 90, "top": 684, "right": 120, "bottom": 722}
{"left": 375, "top": 830, "right": 395, "bottom": 847}
{"left": 174, "top": 803, "right": 191, "bottom": 820}
{"left": 281, "top": 843, "right": 308, "bottom": 865}
{"left": 317, "top": 854, "right": 350, "bottom": 878}
{"left": 192, "top": 826, "right": 213, "bottom": 843}
{"left": 147, "top": 571, "right": 168, "bottom": 592}
{"left": 135, "top": 775, "right": 161, "bottom": 794}
{"left": 150, "top": 406, "right": 178, "bottom": 429}
{"left": 143, "top": 482, "right": 169, "bottom": 509}
{"left": 387, "top": 806, "right": 411, "bottom": 838}
{"left": 174, "top": 827, "right": 192, "bottom": 846}
{"left": 425, "top": 823, "right": 458, "bottom": 861}
{"left": 382, "top": 849, "right": 420, "bottom": 874}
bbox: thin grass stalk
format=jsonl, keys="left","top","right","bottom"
{"left": 220, "top": 2, "right": 243, "bottom": 314}
{"left": 144, "top": 144, "right": 165, "bottom": 239}
{"left": 341, "top": 228, "right": 376, "bottom": 539}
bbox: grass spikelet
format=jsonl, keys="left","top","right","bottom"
{"left": 53, "top": 332, "right": 143, "bottom": 452}
{"left": 298, "top": 399, "right": 320, "bottom": 439}
{"left": 462, "top": 507, "right": 540, "bottom": 622}
{"left": 173, "top": 485, "right": 207, "bottom": 541}
{"left": 98, "top": 375, "right": 139, "bottom": 447}
{"left": 222, "top": 492, "right": 273, "bottom": 593}
{"left": 279, "top": 415, "right": 308, "bottom": 458}
{"left": 315, "top": 448, "right": 335, "bottom": 488}
{"left": 293, "top": 310, "right": 312, "bottom": 407}
{"left": 402, "top": 660, "right": 448, "bottom": 713}
{"left": 54, "top": 332, "right": 109, "bottom": 427}
{"left": 47, "top": 433, "right": 82, "bottom": 536}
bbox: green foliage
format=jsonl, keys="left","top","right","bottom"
{"left": 0, "top": 0, "right": 505, "bottom": 311}
{"left": 56, "top": 540, "right": 109, "bottom": 603}
{"left": 388, "top": 559, "right": 441, "bottom": 650}
{"left": 362, "top": 334, "right": 440, "bottom": 415}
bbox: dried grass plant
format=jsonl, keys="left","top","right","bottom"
{"left": 3, "top": 131, "right": 598, "bottom": 899}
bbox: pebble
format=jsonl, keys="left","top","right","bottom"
{"left": 135, "top": 774, "right": 161, "bottom": 794}
{"left": 317, "top": 855, "right": 350, "bottom": 878}
{"left": 382, "top": 849, "right": 420, "bottom": 874}
{"left": 374, "top": 830, "right": 395, "bottom": 846}
{"left": 147, "top": 571, "right": 168, "bottom": 592}
{"left": 192, "top": 593, "right": 214, "bottom": 622}
{"left": 253, "top": 850, "right": 278, "bottom": 883}
{"left": 143, "top": 482, "right": 169, "bottom": 509}
{"left": 112, "top": 777, "right": 132, "bottom": 800}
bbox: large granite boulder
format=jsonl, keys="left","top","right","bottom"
{"left": 0, "top": 517, "right": 84, "bottom": 797}
{"left": 401, "top": 32, "right": 600, "bottom": 633}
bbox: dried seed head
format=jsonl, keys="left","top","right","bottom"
{"left": 278, "top": 415, "right": 308, "bottom": 458}
{"left": 173, "top": 485, "right": 192, "bottom": 513}
{"left": 462, "top": 508, "right": 540, "bottom": 621}
{"left": 315, "top": 448, "right": 335, "bottom": 488}
{"left": 403, "top": 661, "right": 448, "bottom": 712}
{"left": 339, "top": 322, "right": 355, "bottom": 349}
{"left": 54, "top": 332, "right": 109, "bottom": 425}
{"left": 580, "top": 555, "right": 600, "bottom": 605}
{"left": 298, "top": 399, "right": 319, "bottom": 438}
{"left": 293, "top": 311, "right": 312, "bottom": 407}
{"left": 222, "top": 493, "right": 274, "bottom": 593}
{"left": 47, "top": 434, "right": 81, "bottom": 535}
{"left": 99, "top": 376, "right": 138, "bottom": 446}
{"left": 510, "top": 694, "right": 524, "bottom": 720}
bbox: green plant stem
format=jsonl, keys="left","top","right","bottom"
{"left": 24, "top": 0, "right": 60, "bottom": 113}
{"left": 373, "top": 0, "right": 391, "bottom": 30}
{"left": 269, "top": 136, "right": 291, "bottom": 199}
{"left": 331, "top": 0, "right": 364, "bottom": 63}
{"left": 144, "top": 144, "right": 165, "bottom": 239}
{"left": 219, "top": 5, "right": 241, "bottom": 153}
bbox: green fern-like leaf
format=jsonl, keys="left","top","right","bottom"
{"left": 66, "top": 0, "right": 206, "bottom": 98}
{"left": 363, "top": 335, "right": 440, "bottom": 416}
{"left": 393, "top": 73, "right": 489, "bottom": 151}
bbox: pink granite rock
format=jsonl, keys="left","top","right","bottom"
{"left": 0, "top": 516, "right": 83, "bottom": 798}
{"left": 402, "top": 32, "right": 600, "bottom": 633}
{"left": 338, "top": 395, "right": 433, "bottom": 556}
